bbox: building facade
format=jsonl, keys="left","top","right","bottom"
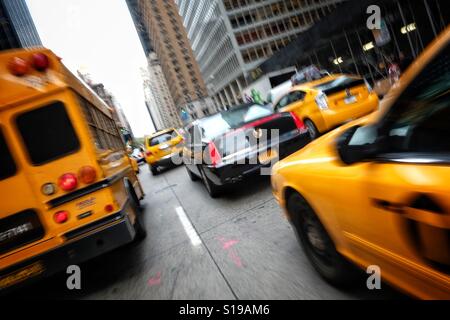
{"left": 127, "top": 0, "right": 216, "bottom": 122}
{"left": 78, "top": 72, "right": 135, "bottom": 142}
{"left": 141, "top": 53, "right": 182, "bottom": 130}
{"left": 0, "top": 0, "right": 41, "bottom": 50}
{"left": 258, "top": 0, "right": 448, "bottom": 92}
{"left": 175, "top": 0, "right": 345, "bottom": 108}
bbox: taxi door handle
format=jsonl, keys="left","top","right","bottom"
{"left": 372, "top": 199, "right": 405, "bottom": 214}
{"left": 372, "top": 195, "right": 445, "bottom": 215}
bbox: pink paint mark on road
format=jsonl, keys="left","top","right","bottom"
{"left": 229, "top": 250, "right": 243, "bottom": 268}
{"left": 217, "top": 237, "right": 243, "bottom": 268}
{"left": 148, "top": 272, "right": 162, "bottom": 287}
{"left": 222, "top": 240, "right": 239, "bottom": 250}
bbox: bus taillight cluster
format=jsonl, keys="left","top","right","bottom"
{"left": 8, "top": 53, "right": 50, "bottom": 76}
{"left": 41, "top": 166, "right": 98, "bottom": 197}
{"left": 56, "top": 166, "right": 97, "bottom": 193}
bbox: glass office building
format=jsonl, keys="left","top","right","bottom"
{"left": 0, "top": 0, "right": 41, "bottom": 50}
{"left": 258, "top": 0, "right": 448, "bottom": 92}
{"left": 175, "top": 0, "right": 345, "bottom": 108}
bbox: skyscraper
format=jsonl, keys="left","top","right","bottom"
{"left": 175, "top": 0, "right": 345, "bottom": 107}
{"left": 127, "top": 0, "right": 215, "bottom": 121}
{"left": 0, "top": 0, "right": 42, "bottom": 50}
{"left": 141, "top": 53, "right": 182, "bottom": 130}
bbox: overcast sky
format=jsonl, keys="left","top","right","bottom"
{"left": 26, "top": 0, "right": 155, "bottom": 137}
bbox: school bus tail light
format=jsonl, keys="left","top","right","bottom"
{"left": 54, "top": 211, "right": 69, "bottom": 224}
{"left": 58, "top": 173, "right": 78, "bottom": 191}
{"left": 78, "top": 166, "right": 97, "bottom": 184}
{"left": 8, "top": 57, "right": 29, "bottom": 76}
{"left": 31, "top": 53, "right": 50, "bottom": 72}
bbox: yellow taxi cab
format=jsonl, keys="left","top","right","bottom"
{"left": 273, "top": 74, "right": 379, "bottom": 139}
{"left": 145, "top": 128, "right": 184, "bottom": 175}
{"left": 271, "top": 28, "right": 450, "bottom": 299}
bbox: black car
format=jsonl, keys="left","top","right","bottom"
{"left": 183, "top": 103, "right": 311, "bottom": 197}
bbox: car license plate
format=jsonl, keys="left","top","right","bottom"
{"left": 344, "top": 96, "right": 357, "bottom": 104}
{"left": 258, "top": 149, "right": 279, "bottom": 164}
{"left": 0, "top": 261, "right": 44, "bottom": 290}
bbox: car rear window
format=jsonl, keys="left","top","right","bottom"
{"left": 200, "top": 104, "right": 273, "bottom": 139}
{"left": 0, "top": 127, "right": 16, "bottom": 181}
{"left": 16, "top": 101, "right": 80, "bottom": 165}
{"left": 149, "top": 130, "right": 175, "bottom": 146}
{"left": 314, "top": 76, "right": 365, "bottom": 96}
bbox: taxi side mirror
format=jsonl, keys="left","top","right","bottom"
{"left": 336, "top": 125, "right": 379, "bottom": 165}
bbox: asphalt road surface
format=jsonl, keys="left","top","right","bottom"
{"left": 12, "top": 164, "right": 406, "bottom": 300}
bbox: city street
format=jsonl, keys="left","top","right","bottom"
{"left": 14, "top": 165, "right": 405, "bottom": 300}
{"left": 0, "top": 0, "right": 448, "bottom": 305}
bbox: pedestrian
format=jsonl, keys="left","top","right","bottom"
{"left": 388, "top": 59, "right": 401, "bottom": 85}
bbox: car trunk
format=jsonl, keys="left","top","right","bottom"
{"left": 148, "top": 131, "right": 182, "bottom": 158}
{"left": 214, "top": 113, "right": 299, "bottom": 159}
{"left": 317, "top": 77, "right": 370, "bottom": 105}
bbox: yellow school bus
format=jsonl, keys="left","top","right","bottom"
{"left": 0, "top": 48, "right": 146, "bottom": 292}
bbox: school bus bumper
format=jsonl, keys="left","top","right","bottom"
{"left": 0, "top": 209, "right": 136, "bottom": 294}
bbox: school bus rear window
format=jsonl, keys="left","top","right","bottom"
{"left": 16, "top": 101, "right": 80, "bottom": 165}
{"left": 0, "top": 127, "right": 16, "bottom": 180}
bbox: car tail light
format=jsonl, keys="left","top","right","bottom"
{"left": 78, "top": 166, "right": 97, "bottom": 184}
{"left": 146, "top": 151, "right": 153, "bottom": 157}
{"left": 58, "top": 173, "right": 78, "bottom": 191}
{"left": 32, "top": 53, "right": 50, "bottom": 71}
{"left": 290, "top": 112, "right": 307, "bottom": 131}
{"left": 54, "top": 211, "right": 69, "bottom": 224}
{"left": 315, "top": 92, "right": 329, "bottom": 110}
{"left": 8, "top": 57, "right": 29, "bottom": 76}
{"left": 208, "top": 141, "right": 222, "bottom": 166}
{"left": 105, "top": 204, "right": 114, "bottom": 213}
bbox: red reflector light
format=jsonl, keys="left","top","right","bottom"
{"left": 78, "top": 166, "right": 97, "bottom": 184}
{"left": 105, "top": 204, "right": 114, "bottom": 213}
{"left": 146, "top": 151, "right": 153, "bottom": 157}
{"left": 54, "top": 211, "right": 69, "bottom": 224}
{"left": 58, "top": 173, "right": 78, "bottom": 191}
{"left": 8, "top": 57, "right": 29, "bottom": 76}
{"left": 32, "top": 53, "right": 50, "bottom": 71}
{"left": 290, "top": 112, "right": 307, "bottom": 131}
{"left": 208, "top": 142, "right": 222, "bottom": 166}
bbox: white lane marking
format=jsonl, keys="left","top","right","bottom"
{"left": 176, "top": 206, "right": 202, "bottom": 247}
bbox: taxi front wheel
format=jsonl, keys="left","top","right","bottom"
{"left": 287, "top": 192, "right": 358, "bottom": 287}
